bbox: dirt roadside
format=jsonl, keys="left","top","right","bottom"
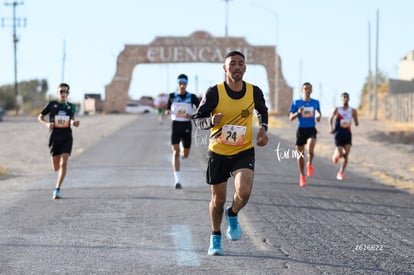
{"left": 268, "top": 115, "right": 414, "bottom": 194}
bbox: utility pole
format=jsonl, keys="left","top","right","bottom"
{"left": 298, "top": 59, "right": 303, "bottom": 99}
{"left": 251, "top": 1, "right": 279, "bottom": 112}
{"left": 368, "top": 21, "right": 372, "bottom": 115}
{"left": 223, "top": 0, "right": 233, "bottom": 37}
{"left": 374, "top": 9, "right": 379, "bottom": 120}
{"left": 2, "top": 1, "right": 26, "bottom": 115}
{"left": 61, "top": 39, "right": 66, "bottom": 82}
{"left": 223, "top": 0, "right": 233, "bottom": 81}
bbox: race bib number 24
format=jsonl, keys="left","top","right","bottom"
{"left": 220, "top": 125, "right": 246, "bottom": 146}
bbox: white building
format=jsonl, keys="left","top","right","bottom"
{"left": 398, "top": 51, "right": 414, "bottom": 81}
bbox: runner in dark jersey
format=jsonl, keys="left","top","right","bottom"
{"left": 165, "top": 74, "right": 200, "bottom": 189}
{"left": 328, "top": 92, "right": 359, "bottom": 180}
{"left": 38, "top": 83, "right": 80, "bottom": 199}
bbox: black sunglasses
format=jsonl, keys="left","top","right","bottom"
{"left": 59, "top": 90, "right": 69, "bottom": 94}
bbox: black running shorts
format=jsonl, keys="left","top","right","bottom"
{"left": 49, "top": 135, "right": 73, "bottom": 156}
{"left": 296, "top": 127, "right": 317, "bottom": 146}
{"left": 171, "top": 120, "right": 192, "bottom": 148}
{"left": 335, "top": 134, "right": 352, "bottom": 147}
{"left": 206, "top": 149, "right": 255, "bottom": 185}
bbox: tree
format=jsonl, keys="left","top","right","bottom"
{"left": 361, "top": 69, "right": 388, "bottom": 96}
{"left": 0, "top": 79, "right": 49, "bottom": 114}
{"left": 359, "top": 69, "right": 388, "bottom": 115}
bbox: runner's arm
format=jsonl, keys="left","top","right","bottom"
{"left": 192, "top": 87, "right": 218, "bottom": 130}
{"left": 70, "top": 103, "right": 80, "bottom": 127}
{"left": 352, "top": 108, "right": 359, "bottom": 127}
{"left": 38, "top": 102, "right": 53, "bottom": 128}
{"left": 316, "top": 100, "right": 322, "bottom": 122}
{"left": 328, "top": 107, "right": 337, "bottom": 133}
{"left": 253, "top": 86, "right": 269, "bottom": 131}
{"left": 289, "top": 102, "right": 300, "bottom": 121}
{"left": 165, "top": 93, "right": 174, "bottom": 115}
{"left": 191, "top": 94, "right": 201, "bottom": 109}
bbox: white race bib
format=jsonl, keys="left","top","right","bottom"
{"left": 340, "top": 119, "right": 351, "bottom": 128}
{"left": 55, "top": 115, "right": 70, "bottom": 128}
{"left": 174, "top": 103, "right": 190, "bottom": 118}
{"left": 220, "top": 125, "right": 246, "bottom": 146}
{"left": 302, "top": 106, "right": 314, "bottom": 118}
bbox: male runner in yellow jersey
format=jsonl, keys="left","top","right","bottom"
{"left": 193, "top": 51, "right": 269, "bottom": 255}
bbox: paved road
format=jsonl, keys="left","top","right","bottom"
{"left": 0, "top": 115, "right": 413, "bottom": 274}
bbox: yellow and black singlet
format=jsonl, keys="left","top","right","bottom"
{"left": 209, "top": 82, "right": 254, "bottom": 156}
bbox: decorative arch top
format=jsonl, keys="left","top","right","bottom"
{"left": 104, "top": 31, "right": 292, "bottom": 114}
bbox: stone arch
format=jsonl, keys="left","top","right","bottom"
{"left": 104, "top": 31, "right": 292, "bottom": 114}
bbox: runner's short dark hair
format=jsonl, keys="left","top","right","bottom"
{"left": 177, "top": 74, "right": 188, "bottom": 80}
{"left": 59, "top": 83, "right": 70, "bottom": 90}
{"left": 224, "top": 51, "right": 245, "bottom": 60}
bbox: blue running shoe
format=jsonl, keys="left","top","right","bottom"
{"left": 53, "top": 189, "right": 61, "bottom": 199}
{"left": 225, "top": 206, "right": 242, "bottom": 240}
{"left": 207, "top": 234, "right": 223, "bottom": 256}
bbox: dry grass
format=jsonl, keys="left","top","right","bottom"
{"left": 253, "top": 114, "right": 287, "bottom": 128}
{"left": 0, "top": 166, "right": 7, "bottom": 176}
{"left": 385, "top": 121, "right": 414, "bottom": 131}
{"left": 371, "top": 170, "right": 414, "bottom": 194}
{"left": 268, "top": 115, "right": 288, "bottom": 128}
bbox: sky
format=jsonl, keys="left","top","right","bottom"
{"left": 1, "top": 0, "right": 413, "bottom": 115}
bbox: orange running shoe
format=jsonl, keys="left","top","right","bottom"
{"left": 332, "top": 154, "right": 339, "bottom": 164}
{"left": 306, "top": 164, "right": 314, "bottom": 177}
{"left": 299, "top": 175, "right": 307, "bottom": 187}
{"left": 337, "top": 171, "right": 345, "bottom": 180}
